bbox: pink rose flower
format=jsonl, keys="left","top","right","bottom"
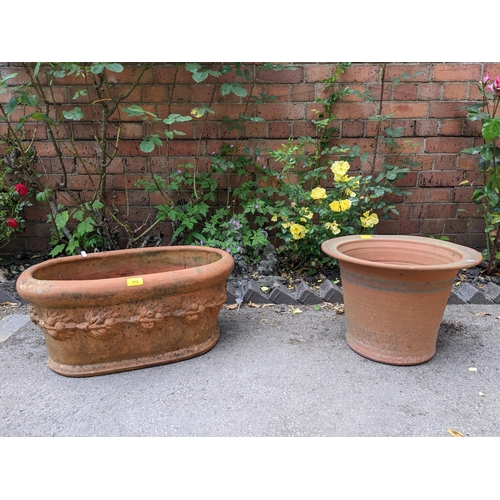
{"left": 483, "top": 71, "right": 491, "bottom": 84}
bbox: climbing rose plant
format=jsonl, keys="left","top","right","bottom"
{"left": 265, "top": 155, "right": 408, "bottom": 268}
{"left": 461, "top": 71, "right": 500, "bottom": 273}
{"left": 0, "top": 176, "right": 31, "bottom": 248}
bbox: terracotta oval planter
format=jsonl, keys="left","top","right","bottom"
{"left": 16, "top": 246, "right": 234, "bottom": 377}
{"left": 321, "top": 235, "right": 482, "bottom": 365}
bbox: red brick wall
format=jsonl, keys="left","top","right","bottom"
{"left": 0, "top": 62, "right": 494, "bottom": 254}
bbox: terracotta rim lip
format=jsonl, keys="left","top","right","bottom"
{"left": 16, "top": 246, "right": 234, "bottom": 306}
{"left": 20, "top": 245, "right": 233, "bottom": 283}
{"left": 321, "top": 234, "right": 483, "bottom": 271}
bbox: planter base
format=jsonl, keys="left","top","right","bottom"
{"left": 47, "top": 328, "right": 220, "bottom": 377}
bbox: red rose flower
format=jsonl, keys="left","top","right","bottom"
{"left": 6, "top": 218, "right": 19, "bottom": 228}
{"left": 14, "top": 183, "right": 29, "bottom": 196}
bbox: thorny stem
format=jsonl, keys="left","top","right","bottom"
{"left": 371, "top": 62, "right": 387, "bottom": 174}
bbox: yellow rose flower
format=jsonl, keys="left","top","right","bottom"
{"left": 271, "top": 213, "right": 278, "bottom": 222}
{"left": 339, "top": 199, "right": 351, "bottom": 211}
{"left": 360, "top": 211, "right": 379, "bottom": 228}
{"left": 311, "top": 187, "right": 327, "bottom": 200}
{"left": 331, "top": 160, "right": 350, "bottom": 182}
{"left": 329, "top": 201, "right": 341, "bottom": 212}
{"left": 190, "top": 108, "right": 203, "bottom": 118}
{"left": 345, "top": 188, "right": 356, "bottom": 198}
{"left": 290, "top": 223, "right": 307, "bottom": 240}
{"left": 299, "top": 207, "right": 313, "bottom": 220}
{"left": 324, "top": 221, "right": 341, "bottom": 235}
{"left": 282, "top": 222, "right": 291, "bottom": 228}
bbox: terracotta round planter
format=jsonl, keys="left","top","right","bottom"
{"left": 321, "top": 235, "right": 482, "bottom": 365}
{"left": 16, "top": 246, "right": 234, "bottom": 377}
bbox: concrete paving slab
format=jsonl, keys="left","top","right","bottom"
{"left": 0, "top": 314, "right": 30, "bottom": 342}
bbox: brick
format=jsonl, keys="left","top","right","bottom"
{"left": 417, "top": 83, "right": 442, "bottom": 100}
{"left": 291, "top": 84, "right": 315, "bottom": 102}
{"left": 382, "top": 102, "right": 428, "bottom": 119}
{"left": 424, "top": 137, "right": 473, "bottom": 154}
{"left": 342, "top": 120, "right": 365, "bottom": 137}
{"left": 305, "top": 64, "right": 331, "bottom": 83}
{"left": 269, "top": 122, "right": 291, "bottom": 138}
{"left": 266, "top": 85, "right": 290, "bottom": 102}
{"left": 420, "top": 171, "right": 464, "bottom": 189}
{"left": 432, "top": 64, "right": 481, "bottom": 82}
{"left": 443, "top": 83, "right": 468, "bottom": 100}
{"left": 415, "top": 120, "right": 439, "bottom": 136}
{"left": 427, "top": 189, "right": 451, "bottom": 202}
{"left": 334, "top": 102, "right": 377, "bottom": 120}
{"left": 429, "top": 102, "right": 469, "bottom": 119}
{"left": 384, "top": 64, "right": 431, "bottom": 82}
{"left": 257, "top": 66, "right": 303, "bottom": 83}
{"left": 410, "top": 202, "right": 454, "bottom": 219}
{"left": 393, "top": 83, "right": 417, "bottom": 101}
{"left": 438, "top": 120, "right": 464, "bottom": 136}
{"left": 376, "top": 219, "right": 399, "bottom": 234}
{"left": 256, "top": 103, "right": 305, "bottom": 121}
{"left": 142, "top": 85, "right": 168, "bottom": 103}
{"left": 338, "top": 64, "right": 379, "bottom": 83}
{"left": 421, "top": 219, "right": 445, "bottom": 234}
{"left": 433, "top": 155, "right": 457, "bottom": 170}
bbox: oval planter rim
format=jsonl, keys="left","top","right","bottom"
{"left": 321, "top": 234, "right": 482, "bottom": 272}
{"left": 16, "top": 245, "right": 234, "bottom": 308}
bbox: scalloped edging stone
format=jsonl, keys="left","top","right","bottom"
{"left": 225, "top": 278, "right": 500, "bottom": 306}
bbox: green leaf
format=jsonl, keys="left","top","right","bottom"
{"left": 192, "top": 70, "right": 208, "bottom": 83}
{"left": 4, "top": 96, "right": 19, "bottom": 116}
{"left": 50, "top": 244, "right": 66, "bottom": 257}
{"left": 77, "top": 217, "right": 95, "bottom": 234}
{"left": 90, "top": 63, "right": 105, "bottom": 74}
{"left": 30, "top": 112, "right": 56, "bottom": 125}
{"left": 185, "top": 63, "right": 202, "bottom": 73}
{"left": 221, "top": 83, "right": 233, "bottom": 96}
{"left": 231, "top": 83, "right": 247, "bottom": 97}
{"left": 72, "top": 89, "right": 88, "bottom": 100}
{"left": 20, "top": 92, "right": 38, "bottom": 106}
{"left": 122, "top": 104, "right": 148, "bottom": 117}
{"left": 55, "top": 211, "right": 69, "bottom": 229}
{"left": 140, "top": 140, "right": 156, "bottom": 153}
{"left": 91, "top": 200, "right": 104, "bottom": 210}
{"left": 0, "top": 72, "right": 18, "bottom": 87}
{"left": 482, "top": 118, "right": 500, "bottom": 142}
{"left": 103, "top": 63, "right": 124, "bottom": 73}
{"left": 62, "top": 107, "right": 84, "bottom": 121}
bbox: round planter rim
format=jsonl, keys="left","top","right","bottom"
{"left": 321, "top": 234, "right": 482, "bottom": 271}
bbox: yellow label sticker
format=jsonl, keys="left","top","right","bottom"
{"left": 360, "top": 235, "right": 373, "bottom": 239}
{"left": 127, "top": 277, "right": 144, "bottom": 287}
